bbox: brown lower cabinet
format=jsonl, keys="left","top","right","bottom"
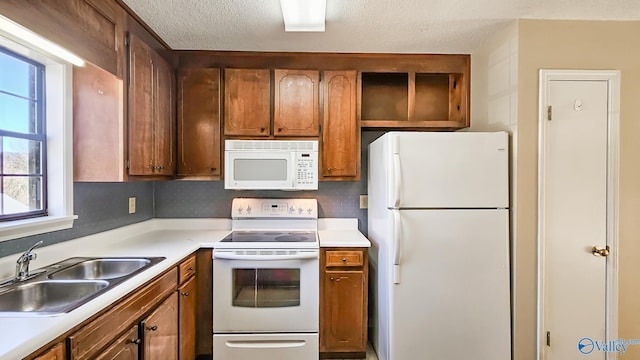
{"left": 178, "top": 276, "right": 197, "bottom": 360}
{"left": 95, "top": 326, "right": 139, "bottom": 360}
{"left": 141, "top": 292, "right": 179, "bottom": 358}
{"left": 25, "top": 251, "right": 207, "bottom": 360}
{"left": 320, "top": 248, "right": 369, "bottom": 358}
{"left": 33, "top": 343, "right": 65, "bottom": 360}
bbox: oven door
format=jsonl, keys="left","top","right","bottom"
{"left": 213, "top": 249, "right": 319, "bottom": 332}
{"left": 224, "top": 150, "right": 295, "bottom": 190}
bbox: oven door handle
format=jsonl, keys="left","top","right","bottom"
{"left": 225, "top": 340, "right": 307, "bottom": 349}
{"left": 213, "top": 252, "right": 319, "bottom": 261}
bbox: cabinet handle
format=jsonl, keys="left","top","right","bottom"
{"left": 148, "top": 325, "right": 158, "bottom": 331}
{"left": 182, "top": 291, "right": 189, "bottom": 296}
{"left": 132, "top": 338, "right": 142, "bottom": 345}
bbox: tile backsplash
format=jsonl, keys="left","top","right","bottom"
{"left": 154, "top": 180, "right": 366, "bottom": 224}
{"left": 0, "top": 182, "right": 154, "bottom": 258}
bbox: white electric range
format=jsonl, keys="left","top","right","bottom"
{"left": 212, "top": 198, "right": 319, "bottom": 360}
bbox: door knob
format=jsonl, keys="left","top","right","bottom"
{"left": 592, "top": 245, "right": 610, "bottom": 257}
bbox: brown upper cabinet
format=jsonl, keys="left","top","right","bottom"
{"left": 73, "top": 62, "right": 125, "bottom": 182}
{"left": 360, "top": 71, "right": 468, "bottom": 130}
{"left": 274, "top": 69, "right": 320, "bottom": 136}
{"left": 177, "top": 68, "right": 222, "bottom": 178}
{"left": 128, "top": 32, "right": 175, "bottom": 176}
{"left": 321, "top": 71, "right": 359, "bottom": 179}
{"left": 223, "top": 68, "right": 271, "bottom": 136}
{"left": 0, "top": 0, "right": 127, "bottom": 77}
{"left": 223, "top": 68, "right": 320, "bottom": 137}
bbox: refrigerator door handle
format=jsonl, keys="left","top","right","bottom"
{"left": 393, "top": 209, "right": 401, "bottom": 284}
{"left": 392, "top": 153, "right": 402, "bottom": 208}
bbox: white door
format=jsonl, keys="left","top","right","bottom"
{"left": 538, "top": 71, "right": 620, "bottom": 359}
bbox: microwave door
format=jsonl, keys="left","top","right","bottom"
{"left": 225, "top": 152, "right": 294, "bottom": 190}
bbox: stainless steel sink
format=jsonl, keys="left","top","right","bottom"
{"left": 0, "top": 256, "right": 165, "bottom": 315}
{"left": 0, "top": 280, "right": 109, "bottom": 314}
{"left": 48, "top": 258, "right": 153, "bottom": 280}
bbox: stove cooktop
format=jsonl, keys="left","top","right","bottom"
{"left": 220, "top": 231, "right": 317, "bottom": 243}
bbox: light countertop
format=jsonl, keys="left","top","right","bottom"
{"left": 0, "top": 218, "right": 368, "bottom": 359}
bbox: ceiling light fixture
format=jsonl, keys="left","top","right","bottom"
{"left": 0, "top": 15, "right": 85, "bottom": 67}
{"left": 280, "top": 0, "right": 326, "bottom": 32}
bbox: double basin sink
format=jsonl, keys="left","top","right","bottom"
{"left": 0, "top": 257, "right": 165, "bottom": 315}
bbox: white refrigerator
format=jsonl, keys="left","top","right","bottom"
{"left": 367, "top": 131, "right": 511, "bottom": 360}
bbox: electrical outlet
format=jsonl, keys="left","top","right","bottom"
{"left": 128, "top": 197, "right": 136, "bottom": 214}
{"left": 359, "top": 195, "right": 368, "bottom": 209}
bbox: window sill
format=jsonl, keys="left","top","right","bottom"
{"left": 0, "top": 215, "right": 77, "bottom": 242}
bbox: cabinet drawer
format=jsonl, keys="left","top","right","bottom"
{"left": 179, "top": 254, "right": 197, "bottom": 284}
{"left": 68, "top": 267, "right": 177, "bottom": 360}
{"left": 325, "top": 251, "right": 364, "bottom": 267}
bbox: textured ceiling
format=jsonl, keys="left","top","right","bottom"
{"left": 121, "top": 0, "right": 640, "bottom": 54}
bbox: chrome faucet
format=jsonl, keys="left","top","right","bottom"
{"left": 15, "top": 241, "right": 43, "bottom": 281}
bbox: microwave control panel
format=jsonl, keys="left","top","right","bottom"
{"left": 294, "top": 151, "right": 318, "bottom": 190}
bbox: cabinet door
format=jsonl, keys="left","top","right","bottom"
{"left": 128, "top": 33, "right": 154, "bottom": 175}
{"left": 73, "top": 62, "right": 125, "bottom": 182}
{"left": 274, "top": 69, "right": 319, "bottom": 136}
{"left": 33, "top": 343, "right": 65, "bottom": 360}
{"left": 320, "top": 271, "right": 366, "bottom": 352}
{"left": 322, "top": 71, "right": 358, "bottom": 179}
{"left": 153, "top": 53, "right": 175, "bottom": 176}
{"left": 177, "top": 69, "right": 221, "bottom": 177}
{"left": 224, "top": 68, "right": 270, "bottom": 136}
{"left": 95, "top": 326, "right": 140, "bottom": 360}
{"left": 179, "top": 276, "right": 197, "bottom": 360}
{"left": 142, "top": 292, "right": 178, "bottom": 359}
{"left": 0, "top": 0, "right": 126, "bottom": 76}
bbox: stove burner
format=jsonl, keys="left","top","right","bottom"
{"left": 229, "top": 235, "right": 262, "bottom": 242}
{"left": 220, "top": 231, "right": 316, "bottom": 243}
{"left": 275, "top": 235, "right": 308, "bottom": 242}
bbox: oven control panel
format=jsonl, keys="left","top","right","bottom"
{"left": 231, "top": 198, "right": 318, "bottom": 219}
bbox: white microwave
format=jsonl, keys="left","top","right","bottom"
{"left": 224, "top": 140, "right": 318, "bottom": 190}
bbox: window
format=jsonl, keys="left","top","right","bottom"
{"left": 0, "top": 14, "right": 77, "bottom": 242}
{"left": 0, "top": 48, "right": 47, "bottom": 221}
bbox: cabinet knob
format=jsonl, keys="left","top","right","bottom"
{"left": 327, "top": 167, "right": 333, "bottom": 172}
{"left": 210, "top": 167, "right": 217, "bottom": 171}
{"left": 330, "top": 277, "right": 334, "bottom": 281}
{"left": 342, "top": 257, "right": 347, "bottom": 262}
{"left": 260, "top": 127, "right": 266, "bottom": 132}
{"left": 182, "top": 291, "right": 189, "bottom": 296}
{"left": 132, "top": 338, "right": 142, "bottom": 345}
{"left": 277, "top": 127, "right": 283, "bottom": 132}
{"left": 148, "top": 325, "right": 158, "bottom": 331}
{"left": 188, "top": 267, "right": 194, "bottom": 271}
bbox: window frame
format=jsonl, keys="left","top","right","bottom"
{"left": 0, "top": 15, "right": 76, "bottom": 242}
{"left": 0, "top": 46, "right": 48, "bottom": 221}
